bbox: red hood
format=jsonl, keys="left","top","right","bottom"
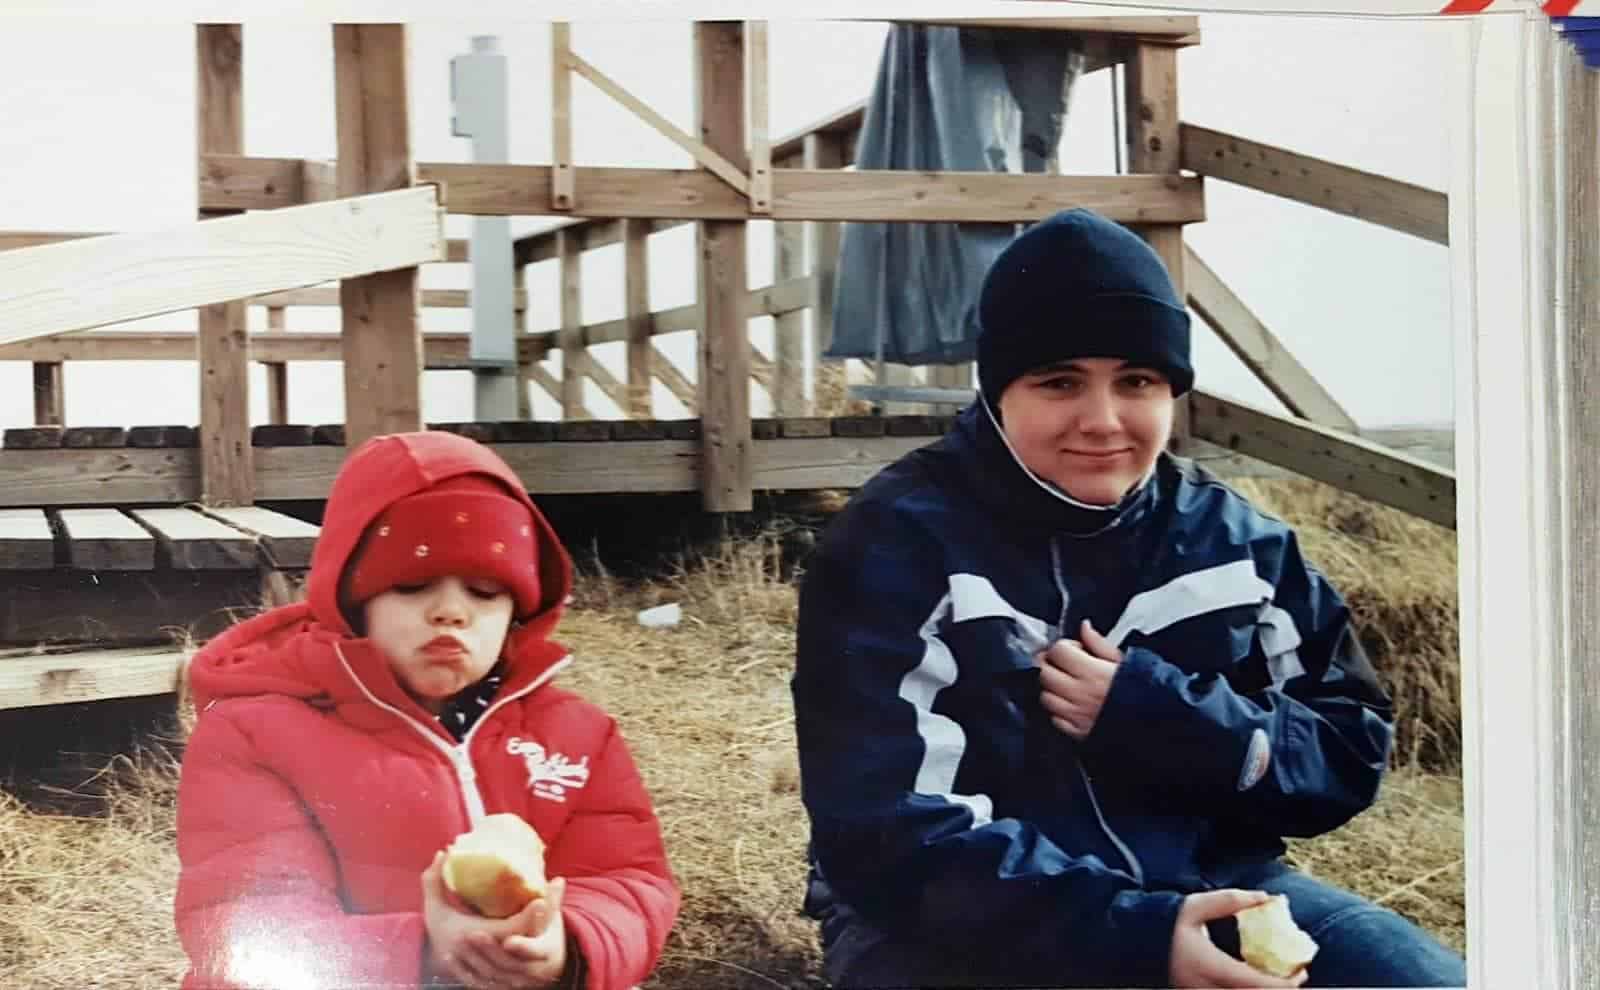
{"left": 187, "top": 432, "right": 573, "bottom": 714}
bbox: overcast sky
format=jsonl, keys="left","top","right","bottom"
{"left": 0, "top": 9, "right": 1455, "bottom": 431}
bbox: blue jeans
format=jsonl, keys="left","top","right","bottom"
{"left": 818, "top": 860, "right": 1466, "bottom": 988}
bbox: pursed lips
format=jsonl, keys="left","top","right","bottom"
{"left": 421, "top": 635, "right": 469, "bottom": 658}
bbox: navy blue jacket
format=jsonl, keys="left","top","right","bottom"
{"left": 792, "top": 402, "right": 1394, "bottom": 987}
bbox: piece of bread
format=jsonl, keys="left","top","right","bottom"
{"left": 1235, "top": 894, "right": 1318, "bottom": 978}
{"left": 441, "top": 813, "right": 548, "bottom": 918}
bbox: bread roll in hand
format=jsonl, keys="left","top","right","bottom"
{"left": 441, "top": 813, "right": 548, "bottom": 918}
{"left": 1235, "top": 894, "right": 1319, "bottom": 978}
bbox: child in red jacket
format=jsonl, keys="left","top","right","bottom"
{"left": 174, "top": 431, "right": 679, "bottom": 989}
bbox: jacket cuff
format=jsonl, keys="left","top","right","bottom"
{"left": 1099, "top": 888, "right": 1187, "bottom": 987}
{"left": 1085, "top": 646, "right": 1256, "bottom": 793}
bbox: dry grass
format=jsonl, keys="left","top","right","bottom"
{"left": 0, "top": 479, "right": 1463, "bottom": 988}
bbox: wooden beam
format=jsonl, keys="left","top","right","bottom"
{"left": 773, "top": 100, "right": 864, "bottom": 168}
{"left": 695, "top": 21, "right": 752, "bottom": 512}
{"left": 527, "top": 274, "right": 810, "bottom": 349}
{"left": 551, "top": 23, "right": 574, "bottom": 211}
{"left": 1184, "top": 246, "right": 1359, "bottom": 432}
{"left": 0, "top": 187, "right": 443, "bottom": 348}
{"left": 0, "top": 331, "right": 548, "bottom": 366}
{"left": 263, "top": 305, "right": 289, "bottom": 425}
{"left": 334, "top": 24, "right": 424, "bottom": 447}
{"left": 31, "top": 362, "right": 63, "bottom": 426}
{"left": 196, "top": 23, "right": 253, "bottom": 507}
{"left": 199, "top": 155, "right": 1203, "bottom": 224}
{"left": 1, "top": 227, "right": 468, "bottom": 262}
{"left": 1180, "top": 123, "right": 1448, "bottom": 246}
{"left": 249, "top": 286, "right": 526, "bottom": 310}
{"left": 623, "top": 219, "right": 652, "bottom": 418}
{"left": 0, "top": 645, "right": 189, "bottom": 710}
{"left": 557, "top": 228, "right": 585, "bottom": 419}
{"left": 0, "top": 509, "right": 54, "bottom": 570}
{"left": 1189, "top": 389, "right": 1454, "bottom": 529}
{"left": 525, "top": 362, "right": 569, "bottom": 414}
{"left": 579, "top": 353, "right": 630, "bottom": 412}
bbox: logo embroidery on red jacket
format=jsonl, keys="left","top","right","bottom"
{"left": 507, "top": 737, "right": 592, "bottom": 802}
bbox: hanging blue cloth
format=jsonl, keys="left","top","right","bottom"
{"left": 826, "top": 25, "right": 1087, "bottom": 366}
{"left": 1551, "top": 17, "right": 1600, "bottom": 68}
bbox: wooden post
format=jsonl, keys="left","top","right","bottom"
{"left": 31, "top": 363, "right": 63, "bottom": 426}
{"left": 695, "top": 22, "right": 752, "bottom": 512}
{"left": 772, "top": 217, "right": 806, "bottom": 415}
{"left": 550, "top": 23, "right": 574, "bottom": 211}
{"left": 263, "top": 305, "right": 289, "bottom": 424}
{"left": 1124, "top": 40, "right": 1190, "bottom": 452}
{"left": 333, "top": 24, "right": 423, "bottom": 448}
{"left": 746, "top": 21, "right": 772, "bottom": 216}
{"left": 557, "top": 228, "right": 585, "bottom": 420}
{"left": 623, "top": 219, "right": 652, "bottom": 419}
{"left": 514, "top": 262, "right": 533, "bottom": 420}
{"left": 196, "top": 24, "right": 254, "bottom": 505}
{"left": 805, "top": 131, "right": 847, "bottom": 402}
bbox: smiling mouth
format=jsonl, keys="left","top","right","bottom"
{"left": 1064, "top": 449, "right": 1130, "bottom": 459}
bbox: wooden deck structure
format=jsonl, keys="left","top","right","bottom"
{"left": 0, "top": 17, "right": 1456, "bottom": 707}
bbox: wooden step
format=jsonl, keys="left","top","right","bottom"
{"left": 0, "top": 644, "right": 188, "bottom": 710}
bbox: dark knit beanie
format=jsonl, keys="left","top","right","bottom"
{"left": 977, "top": 208, "right": 1193, "bottom": 409}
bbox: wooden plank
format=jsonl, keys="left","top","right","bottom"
{"left": 0, "top": 188, "right": 443, "bottom": 348}
{"left": 201, "top": 155, "right": 1202, "bottom": 224}
{"left": 0, "top": 509, "right": 55, "bottom": 570}
{"left": 806, "top": 132, "right": 848, "bottom": 361}
{"left": 197, "top": 23, "right": 253, "bottom": 508}
{"left": 213, "top": 516, "right": 302, "bottom": 605}
{"left": 623, "top": 219, "right": 652, "bottom": 418}
{"left": 127, "top": 507, "right": 257, "bottom": 570}
{"left": 62, "top": 426, "right": 127, "bottom": 449}
{"left": 55, "top": 508, "right": 157, "bottom": 570}
{"left": 695, "top": 21, "right": 752, "bottom": 513}
{"left": 1188, "top": 389, "right": 1455, "bottom": 529}
{"left": 0, "top": 449, "right": 198, "bottom": 507}
{"left": 550, "top": 22, "right": 574, "bottom": 210}
{"left": 558, "top": 228, "right": 584, "bottom": 418}
{"left": 32, "top": 362, "right": 63, "bottom": 426}
{"left": 0, "top": 331, "right": 548, "bottom": 366}
{"left": 746, "top": 21, "right": 772, "bottom": 214}
{"left": 334, "top": 23, "right": 425, "bottom": 448}
{"left": 1180, "top": 123, "right": 1448, "bottom": 246}
{"left": 249, "top": 286, "right": 527, "bottom": 310}
{"left": 430, "top": 163, "right": 1205, "bottom": 223}
{"left": 1184, "top": 245, "right": 1358, "bottom": 431}
{"left": 567, "top": 51, "right": 751, "bottom": 197}
{"left": 0, "top": 646, "right": 188, "bottom": 709}
{"left": 4, "top": 427, "right": 62, "bottom": 450}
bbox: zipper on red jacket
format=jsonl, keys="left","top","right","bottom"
{"left": 333, "top": 642, "right": 573, "bottom": 827}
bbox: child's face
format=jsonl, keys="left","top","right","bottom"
{"left": 363, "top": 575, "right": 515, "bottom": 714}
{"left": 997, "top": 356, "right": 1174, "bottom": 505}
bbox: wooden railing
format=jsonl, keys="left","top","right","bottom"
{"left": 0, "top": 17, "right": 1457, "bottom": 527}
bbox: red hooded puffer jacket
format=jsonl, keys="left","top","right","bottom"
{"left": 173, "top": 432, "right": 679, "bottom": 989}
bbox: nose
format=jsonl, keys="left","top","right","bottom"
{"left": 426, "top": 582, "right": 470, "bottom": 626}
{"left": 1075, "top": 383, "right": 1120, "bottom": 434}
